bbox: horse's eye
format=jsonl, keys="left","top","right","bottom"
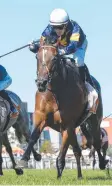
{"left": 53, "top": 56, "right": 57, "bottom": 61}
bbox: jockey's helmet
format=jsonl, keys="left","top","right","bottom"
{"left": 49, "top": 8, "right": 69, "bottom": 26}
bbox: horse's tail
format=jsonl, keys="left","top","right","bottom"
{"left": 13, "top": 102, "right": 30, "bottom": 143}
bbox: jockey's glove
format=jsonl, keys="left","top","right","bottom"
{"left": 28, "top": 40, "right": 40, "bottom": 53}
{"left": 28, "top": 39, "right": 39, "bottom": 45}
{"left": 58, "top": 49, "right": 66, "bottom": 55}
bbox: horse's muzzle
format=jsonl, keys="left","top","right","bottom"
{"left": 37, "top": 79, "right": 48, "bottom": 92}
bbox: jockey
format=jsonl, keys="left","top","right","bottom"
{"left": 29, "top": 8, "right": 98, "bottom": 114}
{"left": 0, "top": 65, "right": 18, "bottom": 115}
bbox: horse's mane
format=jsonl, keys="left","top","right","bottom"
{"left": 51, "top": 55, "right": 80, "bottom": 87}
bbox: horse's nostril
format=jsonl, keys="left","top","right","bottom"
{"left": 43, "top": 80, "right": 47, "bottom": 86}
{"left": 37, "top": 80, "right": 47, "bottom": 88}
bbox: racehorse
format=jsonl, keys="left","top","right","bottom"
{"left": 0, "top": 90, "right": 41, "bottom": 176}
{"left": 17, "top": 36, "right": 108, "bottom": 179}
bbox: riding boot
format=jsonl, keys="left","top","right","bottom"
{"left": 79, "top": 64, "right": 96, "bottom": 88}
{"left": 84, "top": 64, "right": 96, "bottom": 89}
{"left": 0, "top": 90, "right": 18, "bottom": 114}
{"left": 78, "top": 66, "right": 86, "bottom": 83}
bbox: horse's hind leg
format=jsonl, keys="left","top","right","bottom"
{"left": 69, "top": 129, "right": 82, "bottom": 179}
{"left": 0, "top": 155, "right": 3, "bottom": 176}
{"left": 92, "top": 124, "right": 107, "bottom": 170}
{"left": 32, "top": 148, "right": 41, "bottom": 161}
{"left": 2, "top": 133, "right": 23, "bottom": 175}
{"left": 56, "top": 127, "right": 82, "bottom": 179}
{"left": 92, "top": 150, "right": 96, "bottom": 170}
{"left": 102, "top": 142, "right": 108, "bottom": 160}
{"left": 102, "top": 143, "right": 110, "bottom": 176}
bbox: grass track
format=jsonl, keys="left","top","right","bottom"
{"left": 0, "top": 169, "right": 112, "bottom": 185}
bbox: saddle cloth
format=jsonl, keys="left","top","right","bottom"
{"left": 5, "top": 90, "right": 20, "bottom": 118}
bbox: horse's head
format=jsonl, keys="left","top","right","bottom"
{"left": 36, "top": 36, "right": 59, "bottom": 92}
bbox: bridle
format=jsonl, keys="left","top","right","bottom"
{"left": 36, "top": 45, "right": 57, "bottom": 82}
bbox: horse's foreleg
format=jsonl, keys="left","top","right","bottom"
{"left": 92, "top": 150, "right": 96, "bottom": 170}
{"left": 3, "top": 134, "right": 23, "bottom": 175}
{"left": 89, "top": 146, "right": 96, "bottom": 170}
{"left": 0, "top": 136, "right": 3, "bottom": 176}
{"left": 3, "top": 134, "right": 16, "bottom": 168}
{"left": 0, "top": 154, "right": 3, "bottom": 176}
{"left": 16, "top": 121, "right": 45, "bottom": 168}
{"left": 32, "top": 148, "right": 41, "bottom": 161}
{"left": 21, "top": 127, "right": 41, "bottom": 161}
{"left": 69, "top": 129, "right": 82, "bottom": 179}
{"left": 23, "top": 131, "right": 41, "bottom": 161}
{"left": 56, "top": 129, "right": 69, "bottom": 179}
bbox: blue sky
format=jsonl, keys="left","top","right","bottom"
{"left": 0, "top": 0, "right": 112, "bottom": 117}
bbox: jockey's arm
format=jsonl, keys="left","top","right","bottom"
{"left": 29, "top": 25, "right": 52, "bottom": 53}
{"left": 29, "top": 40, "right": 40, "bottom": 53}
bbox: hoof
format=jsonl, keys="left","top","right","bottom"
{"left": 78, "top": 176, "right": 83, "bottom": 180}
{"left": 99, "top": 159, "right": 109, "bottom": 170}
{"left": 16, "top": 160, "right": 28, "bottom": 168}
{"left": 57, "top": 175, "right": 61, "bottom": 179}
{"left": 99, "top": 164, "right": 105, "bottom": 170}
{"left": 15, "top": 168, "right": 24, "bottom": 175}
{"left": 34, "top": 154, "right": 42, "bottom": 161}
{"left": 105, "top": 159, "right": 109, "bottom": 166}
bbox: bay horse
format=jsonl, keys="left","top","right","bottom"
{"left": 0, "top": 90, "right": 41, "bottom": 176}
{"left": 17, "top": 36, "right": 107, "bottom": 179}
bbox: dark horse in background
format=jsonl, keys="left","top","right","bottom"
{"left": 17, "top": 36, "right": 108, "bottom": 179}
{"left": 89, "top": 127, "right": 109, "bottom": 170}
{"left": 0, "top": 90, "right": 41, "bottom": 176}
{"left": 77, "top": 127, "right": 109, "bottom": 170}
